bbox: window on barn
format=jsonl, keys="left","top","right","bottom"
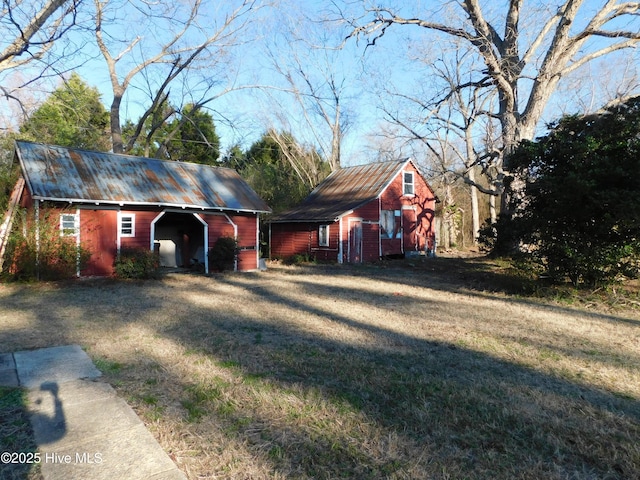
{"left": 380, "top": 210, "right": 401, "bottom": 239}
{"left": 403, "top": 171, "right": 414, "bottom": 196}
{"left": 60, "top": 213, "right": 79, "bottom": 237}
{"left": 318, "top": 225, "right": 330, "bottom": 247}
{"left": 119, "top": 214, "right": 135, "bottom": 237}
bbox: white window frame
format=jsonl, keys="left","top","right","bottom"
{"left": 60, "top": 213, "right": 79, "bottom": 237}
{"left": 119, "top": 213, "right": 136, "bottom": 238}
{"left": 403, "top": 171, "right": 415, "bottom": 196}
{"left": 380, "top": 210, "right": 394, "bottom": 239}
{"left": 318, "top": 224, "right": 330, "bottom": 247}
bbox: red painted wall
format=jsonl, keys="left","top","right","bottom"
{"left": 80, "top": 209, "right": 117, "bottom": 276}
{"left": 380, "top": 163, "right": 436, "bottom": 254}
{"left": 270, "top": 221, "right": 341, "bottom": 262}
{"left": 271, "top": 162, "right": 437, "bottom": 263}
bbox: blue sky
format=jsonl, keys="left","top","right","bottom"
{"left": 2, "top": 0, "right": 639, "bottom": 168}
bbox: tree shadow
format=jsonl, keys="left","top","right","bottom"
{"left": 0, "top": 267, "right": 639, "bottom": 478}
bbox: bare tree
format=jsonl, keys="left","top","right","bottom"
{"left": 380, "top": 47, "right": 501, "bottom": 241}
{"left": 0, "top": 0, "right": 82, "bottom": 115}
{"left": 262, "top": 1, "right": 356, "bottom": 171}
{"left": 344, "top": 0, "right": 640, "bottom": 211}
{"left": 93, "top": 0, "right": 263, "bottom": 153}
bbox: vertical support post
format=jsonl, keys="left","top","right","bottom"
{"left": 34, "top": 200, "right": 40, "bottom": 281}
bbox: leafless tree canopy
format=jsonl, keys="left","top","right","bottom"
{"left": 341, "top": 0, "right": 640, "bottom": 230}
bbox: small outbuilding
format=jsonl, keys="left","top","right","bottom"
{"left": 269, "top": 159, "right": 437, "bottom": 263}
{"left": 5, "top": 141, "right": 271, "bottom": 276}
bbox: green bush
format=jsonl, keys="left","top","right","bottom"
{"left": 208, "top": 236, "right": 238, "bottom": 272}
{"left": 114, "top": 247, "right": 160, "bottom": 279}
{"left": 3, "top": 209, "right": 91, "bottom": 281}
{"left": 496, "top": 96, "right": 640, "bottom": 287}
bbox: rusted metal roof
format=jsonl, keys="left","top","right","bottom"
{"left": 15, "top": 141, "right": 271, "bottom": 213}
{"left": 271, "top": 159, "right": 413, "bottom": 222}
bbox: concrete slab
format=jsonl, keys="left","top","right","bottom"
{"left": 38, "top": 423, "right": 184, "bottom": 480}
{"left": 0, "top": 352, "right": 15, "bottom": 370}
{"left": 28, "top": 380, "right": 142, "bottom": 448}
{"left": 12, "top": 345, "right": 187, "bottom": 480}
{"left": 0, "top": 352, "right": 19, "bottom": 387}
{"left": 14, "top": 345, "right": 101, "bottom": 388}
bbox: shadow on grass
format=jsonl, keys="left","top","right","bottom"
{"left": 0, "top": 264, "right": 639, "bottom": 479}
{"left": 0, "top": 386, "right": 41, "bottom": 480}
{"left": 156, "top": 271, "right": 640, "bottom": 479}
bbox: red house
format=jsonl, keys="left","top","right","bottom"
{"left": 269, "top": 159, "right": 437, "bottom": 263}
{"left": 6, "top": 141, "right": 271, "bottom": 276}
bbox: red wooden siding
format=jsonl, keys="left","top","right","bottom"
{"left": 380, "top": 163, "right": 436, "bottom": 254}
{"left": 201, "top": 212, "right": 260, "bottom": 271}
{"left": 80, "top": 209, "right": 117, "bottom": 276}
{"left": 270, "top": 222, "right": 341, "bottom": 262}
{"left": 120, "top": 210, "right": 156, "bottom": 250}
{"left": 272, "top": 163, "right": 437, "bottom": 263}
{"left": 233, "top": 214, "right": 259, "bottom": 271}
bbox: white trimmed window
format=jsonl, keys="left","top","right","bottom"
{"left": 318, "top": 224, "right": 330, "bottom": 247}
{"left": 381, "top": 210, "right": 401, "bottom": 239}
{"left": 60, "top": 213, "right": 79, "bottom": 237}
{"left": 403, "top": 171, "right": 415, "bottom": 196}
{"left": 119, "top": 214, "right": 135, "bottom": 237}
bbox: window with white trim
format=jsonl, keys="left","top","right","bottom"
{"left": 403, "top": 171, "right": 414, "bottom": 196}
{"left": 60, "top": 213, "right": 79, "bottom": 237}
{"left": 119, "top": 214, "right": 135, "bottom": 237}
{"left": 318, "top": 224, "right": 330, "bottom": 247}
{"left": 380, "top": 210, "right": 401, "bottom": 239}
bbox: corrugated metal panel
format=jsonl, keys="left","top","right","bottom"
{"left": 271, "top": 159, "right": 409, "bottom": 222}
{"left": 15, "top": 141, "right": 271, "bottom": 213}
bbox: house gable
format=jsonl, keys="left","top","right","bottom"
{"left": 270, "top": 159, "right": 437, "bottom": 263}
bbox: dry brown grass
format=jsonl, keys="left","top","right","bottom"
{"left": 1, "top": 258, "right": 639, "bottom": 479}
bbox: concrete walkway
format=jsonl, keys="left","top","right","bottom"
{"left": 0, "top": 345, "right": 186, "bottom": 480}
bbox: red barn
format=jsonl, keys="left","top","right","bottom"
{"left": 6, "top": 141, "right": 271, "bottom": 276}
{"left": 269, "top": 159, "right": 437, "bottom": 263}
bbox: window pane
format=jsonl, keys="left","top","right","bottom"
{"left": 120, "top": 215, "right": 134, "bottom": 236}
{"left": 60, "top": 214, "right": 78, "bottom": 236}
{"left": 381, "top": 210, "right": 394, "bottom": 239}
{"left": 403, "top": 172, "right": 414, "bottom": 195}
{"left": 319, "top": 225, "right": 329, "bottom": 246}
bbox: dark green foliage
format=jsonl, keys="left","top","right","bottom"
{"left": 3, "top": 209, "right": 92, "bottom": 281}
{"left": 166, "top": 104, "right": 220, "bottom": 164}
{"left": 124, "top": 102, "right": 220, "bottom": 165}
{"left": 208, "top": 236, "right": 238, "bottom": 272}
{"left": 495, "top": 96, "right": 640, "bottom": 286}
{"left": 0, "top": 162, "right": 19, "bottom": 213}
{"left": 19, "top": 73, "right": 110, "bottom": 151}
{"left": 114, "top": 248, "right": 160, "bottom": 279}
{"left": 223, "top": 131, "right": 330, "bottom": 214}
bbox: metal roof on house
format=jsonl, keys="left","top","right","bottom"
{"left": 270, "top": 159, "right": 414, "bottom": 222}
{"left": 15, "top": 141, "right": 271, "bottom": 213}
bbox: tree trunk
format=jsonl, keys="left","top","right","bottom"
{"left": 110, "top": 93, "right": 123, "bottom": 154}
{"left": 468, "top": 166, "right": 480, "bottom": 243}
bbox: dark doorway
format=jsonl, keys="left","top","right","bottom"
{"left": 153, "top": 212, "right": 205, "bottom": 268}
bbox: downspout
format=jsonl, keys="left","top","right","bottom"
{"left": 338, "top": 217, "right": 343, "bottom": 264}
{"left": 255, "top": 215, "right": 260, "bottom": 269}
{"left": 378, "top": 197, "right": 382, "bottom": 258}
{"left": 35, "top": 199, "right": 40, "bottom": 281}
{"left": 75, "top": 208, "right": 80, "bottom": 277}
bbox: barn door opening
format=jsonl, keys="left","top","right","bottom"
{"left": 152, "top": 212, "right": 207, "bottom": 271}
{"left": 348, "top": 219, "right": 363, "bottom": 263}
